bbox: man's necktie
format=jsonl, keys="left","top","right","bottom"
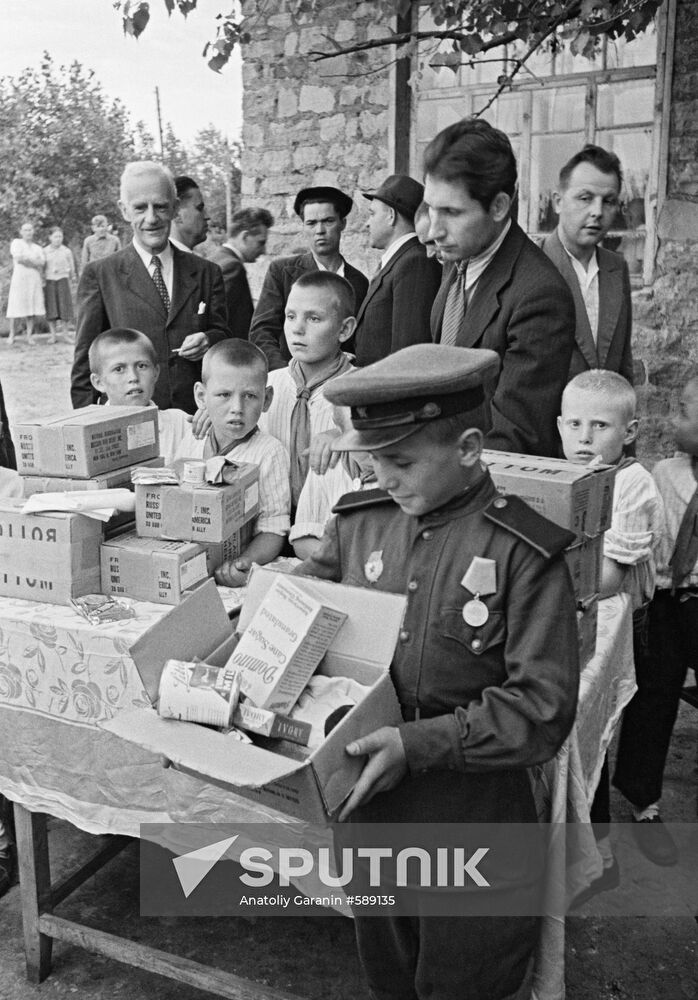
{"left": 150, "top": 255, "right": 170, "bottom": 312}
{"left": 440, "top": 261, "right": 467, "bottom": 347}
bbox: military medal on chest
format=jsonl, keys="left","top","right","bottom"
{"left": 461, "top": 557, "right": 497, "bottom": 626}
{"left": 365, "top": 549, "right": 384, "bottom": 583}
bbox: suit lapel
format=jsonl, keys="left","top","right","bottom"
{"left": 544, "top": 231, "right": 598, "bottom": 370}
{"left": 596, "top": 248, "right": 623, "bottom": 368}
{"left": 460, "top": 224, "right": 524, "bottom": 348}
{"left": 168, "top": 246, "right": 197, "bottom": 326}
{"left": 356, "top": 241, "right": 415, "bottom": 324}
{"left": 119, "top": 244, "right": 167, "bottom": 317}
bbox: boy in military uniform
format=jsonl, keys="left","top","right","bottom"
{"left": 295, "top": 344, "right": 580, "bottom": 1000}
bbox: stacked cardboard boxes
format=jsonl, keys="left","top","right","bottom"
{"left": 483, "top": 451, "right": 616, "bottom": 666}
{"left": 99, "top": 461, "right": 260, "bottom": 605}
{"left": 5, "top": 406, "right": 161, "bottom": 606}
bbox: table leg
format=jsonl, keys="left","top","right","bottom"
{"left": 13, "top": 804, "right": 53, "bottom": 983}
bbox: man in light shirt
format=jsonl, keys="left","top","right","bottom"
{"left": 541, "top": 145, "right": 634, "bottom": 385}
{"left": 209, "top": 207, "right": 274, "bottom": 340}
{"left": 354, "top": 175, "right": 442, "bottom": 367}
{"left": 427, "top": 118, "right": 575, "bottom": 457}
{"left": 71, "top": 161, "right": 229, "bottom": 414}
{"left": 250, "top": 186, "right": 368, "bottom": 370}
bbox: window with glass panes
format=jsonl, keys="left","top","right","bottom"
{"left": 413, "top": 21, "right": 657, "bottom": 278}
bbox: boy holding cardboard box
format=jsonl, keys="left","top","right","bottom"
{"left": 89, "top": 328, "right": 190, "bottom": 466}
{"left": 295, "top": 344, "right": 579, "bottom": 1000}
{"left": 175, "top": 339, "right": 290, "bottom": 587}
{"left": 557, "top": 370, "right": 665, "bottom": 891}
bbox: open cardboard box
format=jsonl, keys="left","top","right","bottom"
{"left": 102, "top": 567, "right": 407, "bottom": 824}
{"left": 121, "top": 578, "right": 233, "bottom": 704}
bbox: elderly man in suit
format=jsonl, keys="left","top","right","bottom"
{"left": 250, "top": 186, "right": 368, "bottom": 370}
{"left": 71, "top": 161, "right": 229, "bottom": 414}
{"left": 209, "top": 207, "right": 274, "bottom": 340}
{"left": 427, "top": 118, "right": 575, "bottom": 458}
{"left": 354, "top": 175, "right": 442, "bottom": 367}
{"left": 541, "top": 145, "right": 633, "bottom": 384}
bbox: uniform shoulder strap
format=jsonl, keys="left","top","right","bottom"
{"left": 332, "top": 488, "right": 396, "bottom": 515}
{"left": 483, "top": 494, "right": 575, "bottom": 558}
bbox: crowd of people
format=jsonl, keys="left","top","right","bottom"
{"left": 0, "top": 117, "right": 695, "bottom": 1000}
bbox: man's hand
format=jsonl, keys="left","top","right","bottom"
{"left": 189, "top": 406, "right": 211, "bottom": 440}
{"left": 178, "top": 332, "right": 210, "bottom": 361}
{"left": 214, "top": 557, "right": 251, "bottom": 588}
{"left": 308, "top": 428, "right": 342, "bottom": 475}
{"left": 338, "top": 727, "right": 407, "bottom": 822}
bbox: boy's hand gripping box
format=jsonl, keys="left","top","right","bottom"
{"left": 101, "top": 567, "right": 408, "bottom": 825}
{"left": 482, "top": 450, "right": 616, "bottom": 542}
{"left": 135, "top": 463, "right": 259, "bottom": 543}
{"left": 15, "top": 405, "right": 160, "bottom": 479}
{"left": 0, "top": 499, "right": 102, "bottom": 604}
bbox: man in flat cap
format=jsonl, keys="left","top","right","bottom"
{"left": 295, "top": 343, "right": 579, "bottom": 1000}
{"left": 426, "top": 118, "right": 575, "bottom": 457}
{"left": 250, "top": 186, "right": 368, "bottom": 370}
{"left": 354, "top": 175, "right": 442, "bottom": 367}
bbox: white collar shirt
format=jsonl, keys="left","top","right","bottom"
{"left": 314, "top": 256, "right": 345, "bottom": 279}
{"left": 464, "top": 219, "right": 511, "bottom": 302}
{"left": 560, "top": 235, "right": 600, "bottom": 343}
{"left": 380, "top": 231, "right": 416, "bottom": 270}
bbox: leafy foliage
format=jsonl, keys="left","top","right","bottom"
{"left": 114, "top": 0, "right": 662, "bottom": 76}
{"left": 0, "top": 54, "right": 138, "bottom": 242}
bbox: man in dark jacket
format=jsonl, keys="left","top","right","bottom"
{"left": 541, "top": 144, "right": 633, "bottom": 384}
{"left": 71, "top": 161, "right": 229, "bottom": 414}
{"left": 209, "top": 207, "right": 274, "bottom": 341}
{"left": 354, "top": 175, "right": 442, "bottom": 367}
{"left": 250, "top": 186, "right": 368, "bottom": 370}
{"left": 427, "top": 119, "right": 575, "bottom": 458}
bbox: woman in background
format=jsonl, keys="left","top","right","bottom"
{"left": 6, "top": 221, "right": 45, "bottom": 346}
{"left": 44, "top": 226, "right": 76, "bottom": 343}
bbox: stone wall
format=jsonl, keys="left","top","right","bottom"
{"left": 239, "top": 0, "right": 394, "bottom": 283}
{"left": 631, "top": 0, "right": 698, "bottom": 465}
{"left": 239, "top": 0, "right": 695, "bottom": 467}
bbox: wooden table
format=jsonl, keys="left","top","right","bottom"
{"left": 0, "top": 593, "right": 635, "bottom": 999}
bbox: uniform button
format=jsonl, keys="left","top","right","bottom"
{"left": 399, "top": 630, "right": 410, "bottom": 643}
{"left": 407, "top": 580, "right": 418, "bottom": 592}
{"left": 471, "top": 638, "right": 482, "bottom": 651}
{"left": 422, "top": 530, "right": 433, "bottom": 540}
{"left": 493, "top": 497, "right": 507, "bottom": 509}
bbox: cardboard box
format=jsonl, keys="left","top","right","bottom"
{"left": 113, "top": 579, "right": 233, "bottom": 704}
{"left": 15, "top": 405, "right": 160, "bottom": 479}
{"left": 135, "top": 463, "right": 260, "bottom": 543}
{"left": 564, "top": 535, "right": 604, "bottom": 601}
{"left": 102, "top": 567, "right": 408, "bottom": 824}
{"left": 101, "top": 530, "right": 210, "bottom": 605}
{"left": 0, "top": 499, "right": 102, "bottom": 604}
{"left": 204, "top": 521, "right": 255, "bottom": 575}
{"left": 226, "top": 575, "right": 348, "bottom": 714}
{"left": 21, "top": 456, "right": 165, "bottom": 497}
{"left": 577, "top": 596, "right": 598, "bottom": 668}
{"left": 483, "top": 450, "right": 616, "bottom": 542}
{"left": 22, "top": 457, "right": 166, "bottom": 536}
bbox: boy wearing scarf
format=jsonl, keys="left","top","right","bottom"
{"left": 257, "top": 271, "right": 356, "bottom": 508}
{"left": 174, "top": 339, "right": 291, "bottom": 587}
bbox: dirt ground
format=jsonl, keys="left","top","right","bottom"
{"left": 0, "top": 334, "right": 696, "bottom": 999}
